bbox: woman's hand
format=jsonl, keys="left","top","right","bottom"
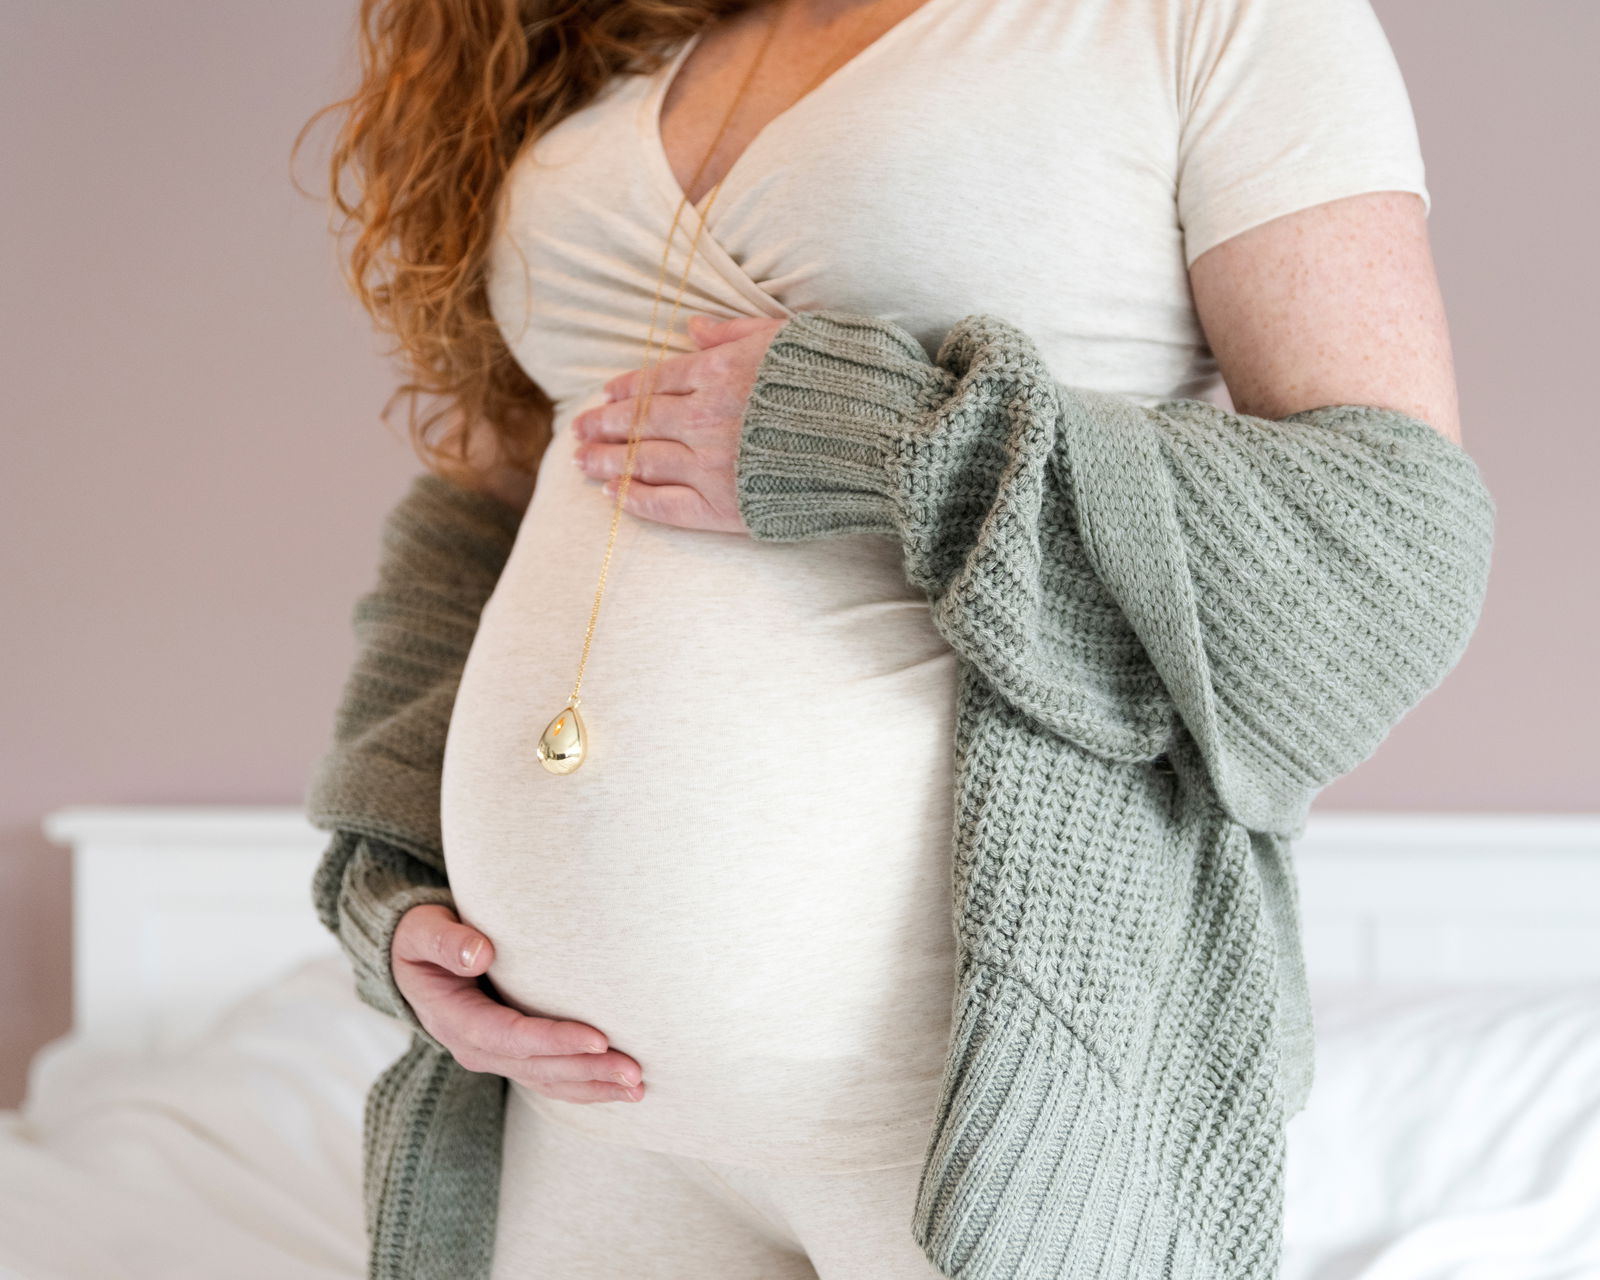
{"left": 569, "top": 312, "right": 789, "bottom": 533}
{"left": 392, "top": 903, "right": 646, "bottom": 1104}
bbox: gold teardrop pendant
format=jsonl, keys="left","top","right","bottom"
{"left": 536, "top": 701, "right": 587, "bottom": 776}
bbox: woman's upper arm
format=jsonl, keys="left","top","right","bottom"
{"left": 1172, "top": 0, "right": 1458, "bottom": 442}
{"left": 1187, "top": 189, "right": 1462, "bottom": 445}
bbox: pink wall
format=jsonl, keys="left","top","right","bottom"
{"left": 2, "top": 1, "right": 1595, "bottom": 1106}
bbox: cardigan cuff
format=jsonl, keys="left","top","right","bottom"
{"left": 735, "top": 309, "right": 956, "bottom": 542}
{"left": 327, "top": 832, "right": 458, "bottom": 1056}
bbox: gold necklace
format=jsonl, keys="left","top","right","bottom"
{"left": 536, "top": 0, "right": 886, "bottom": 775}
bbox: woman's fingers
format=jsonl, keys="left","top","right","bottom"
{"left": 686, "top": 313, "right": 785, "bottom": 350}
{"left": 394, "top": 901, "right": 492, "bottom": 975}
{"left": 413, "top": 974, "right": 648, "bottom": 1102}
{"left": 601, "top": 348, "right": 702, "bottom": 403}
{"left": 453, "top": 1046, "right": 646, "bottom": 1094}
{"left": 597, "top": 313, "right": 783, "bottom": 405}
{"left": 393, "top": 906, "right": 616, "bottom": 1055}
{"left": 576, "top": 387, "right": 701, "bottom": 446}
{"left": 426, "top": 973, "right": 612, "bottom": 1059}
{"left": 389, "top": 901, "right": 645, "bottom": 1103}
{"left": 574, "top": 438, "right": 700, "bottom": 487}
{"left": 604, "top": 477, "right": 736, "bottom": 534}
{"left": 533, "top": 1078, "right": 646, "bottom": 1104}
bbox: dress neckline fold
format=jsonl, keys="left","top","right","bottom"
{"left": 639, "top": 0, "right": 958, "bottom": 231}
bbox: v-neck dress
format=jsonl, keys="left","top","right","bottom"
{"left": 439, "top": 0, "right": 1431, "bottom": 1175}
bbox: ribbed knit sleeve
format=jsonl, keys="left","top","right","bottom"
{"left": 312, "top": 831, "right": 457, "bottom": 1050}
{"left": 306, "top": 472, "right": 522, "bottom": 1049}
{"left": 735, "top": 309, "right": 1496, "bottom": 837}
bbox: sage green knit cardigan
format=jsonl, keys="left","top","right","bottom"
{"left": 306, "top": 308, "right": 1495, "bottom": 1280}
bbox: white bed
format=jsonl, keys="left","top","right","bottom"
{"left": 6, "top": 806, "right": 1600, "bottom": 1279}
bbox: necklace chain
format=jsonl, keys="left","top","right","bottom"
{"left": 537, "top": 0, "right": 888, "bottom": 775}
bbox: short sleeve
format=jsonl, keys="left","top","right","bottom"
{"left": 1175, "top": 0, "right": 1431, "bottom": 269}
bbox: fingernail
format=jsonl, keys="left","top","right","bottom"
{"left": 461, "top": 938, "right": 482, "bottom": 967}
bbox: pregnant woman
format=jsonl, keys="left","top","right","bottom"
{"left": 305, "top": 0, "right": 1494, "bottom": 1277}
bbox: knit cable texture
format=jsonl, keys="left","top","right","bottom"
{"left": 306, "top": 309, "right": 1495, "bottom": 1280}
{"left": 735, "top": 308, "right": 1496, "bottom": 1278}
{"left": 306, "top": 471, "right": 519, "bottom": 1279}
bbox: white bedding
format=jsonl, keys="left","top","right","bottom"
{"left": 1283, "top": 980, "right": 1600, "bottom": 1279}
{"left": 2, "top": 956, "right": 1598, "bottom": 1279}
{"left": 0, "top": 955, "right": 407, "bottom": 1280}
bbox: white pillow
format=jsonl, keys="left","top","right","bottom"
{"left": 1284, "top": 981, "right": 1600, "bottom": 1280}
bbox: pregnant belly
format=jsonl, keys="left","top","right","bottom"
{"left": 439, "top": 411, "right": 961, "bottom": 1171}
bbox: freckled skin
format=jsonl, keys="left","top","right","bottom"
{"left": 1187, "top": 189, "right": 1461, "bottom": 444}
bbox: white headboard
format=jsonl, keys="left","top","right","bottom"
{"left": 41, "top": 805, "right": 1600, "bottom": 1054}
{"left": 43, "top": 806, "right": 335, "bottom": 1052}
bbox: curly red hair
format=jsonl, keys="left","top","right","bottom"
{"left": 292, "top": 0, "right": 753, "bottom": 496}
